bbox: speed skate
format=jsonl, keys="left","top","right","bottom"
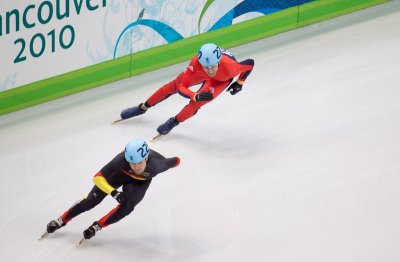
{"left": 151, "top": 133, "right": 163, "bottom": 141}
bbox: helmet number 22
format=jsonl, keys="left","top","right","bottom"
{"left": 136, "top": 143, "right": 149, "bottom": 158}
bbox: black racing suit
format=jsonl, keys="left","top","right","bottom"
{"left": 60, "top": 149, "right": 180, "bottom": 227}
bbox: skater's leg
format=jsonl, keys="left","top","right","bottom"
{"left": 145, "top": 78, "right": 180, "bottom": 107}
{"left": 62, "top": 186, "right": 107, "bottom": 223}
{"left": 81, "top": 180, "right": 151, "bottom": 240}
{"left": 45, "top": 186, "right": 107, "bottom": 235}
{"left": 120, "top": 77, "right": 180, "bottom": 120}
{"left": 175, "top": 80, "right": 231, "bottom": 122}
{"left": 97, "top": 180, "right": 152, "bottom": 228}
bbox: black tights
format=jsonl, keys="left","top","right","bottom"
{"left": 62, "top": 179, "right": 151, "bottom": 227}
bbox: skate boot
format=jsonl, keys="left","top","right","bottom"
{"left": 120, "top": 103, "right": 146, "bottom": 119}
{"left": 83, "top": 221, "right": 102, "bottom": 240}
{"left": 46, "top": 217, "right": 66, "bottom": 233}
{"left": 157, "top": 117, "right": 179, "bottom": 135}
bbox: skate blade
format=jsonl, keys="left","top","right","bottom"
{"left": 77, "top": 238, "right": 86, "bottom": 246}
{"left": 111, "top": 119, "right": 124, "bottom": 124}
{"left": 39, "top": 232, "right": 48, "bottom": 240}
{"left": 151, "top": 134, "right": 163, "bottom": 142}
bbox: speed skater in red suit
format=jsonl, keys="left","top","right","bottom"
{"left": 120, "top": 43, "right": 254, "bottom": 135}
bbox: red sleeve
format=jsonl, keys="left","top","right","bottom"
{"left": 94, "top": 171, "right": 104, "bottom": 177}
{"left": 237, "top": 59, "right": 254, "bottom": 82}
{"left": 174, "top": 157, "right": 181, "bottom": 167}
{"left": 177, "top": 57, "right": 208, "bottom": 100}
{"left": 218, "top": 55, "right": 254, "bottom": 82}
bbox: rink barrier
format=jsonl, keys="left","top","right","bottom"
{"left": 298, "top": 0, "right": 390, "bottom": 26}
{"left": 0, "top": 0, "right": 390, "bottom": 116}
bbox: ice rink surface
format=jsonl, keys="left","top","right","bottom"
{"left": 1, "top": 1, "right": 400, "bottom": 261}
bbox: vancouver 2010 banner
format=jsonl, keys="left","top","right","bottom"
{"left": 0, "top": 0, "right": 313, "bottom": 91}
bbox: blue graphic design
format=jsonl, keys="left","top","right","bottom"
{"left": 209, "top": 0, "right": 314, "bottom": 31}
{"left": 113, "top": 0, "right": 316, "bottom": 58}
{"left": 113, "top": 19, "right": 183, "bottom": 58}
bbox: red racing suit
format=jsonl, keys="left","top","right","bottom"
{"left": 145, "top": 51, "right": 254, "bottom": 122}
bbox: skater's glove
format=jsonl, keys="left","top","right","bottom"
{"left": 111, "top": 190, "right": 127, "bottom": 204}
{"left": 227, "top": 82, "right": 243, "bottom": 95}
{"left": 194, "top": 91, "right": 213, "bottom": 102}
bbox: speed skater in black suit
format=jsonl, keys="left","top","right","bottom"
{"left": 41, "top": 139, "right": 180, "bottom": 243}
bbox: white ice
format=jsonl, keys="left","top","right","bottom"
{"left": 1, "top": 2, "right": 400, "bottom": 261}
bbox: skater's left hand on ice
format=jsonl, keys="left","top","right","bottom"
{"left": 227, "top": 81, "right": 243, "bottom": 95}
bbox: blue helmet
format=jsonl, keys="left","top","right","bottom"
{"left": 197, "top": 43, "right": 222, "bottom": 67}
{"left": 124, "top": 139, "right": 149, "bottom": 163}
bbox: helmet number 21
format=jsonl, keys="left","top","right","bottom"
{"left": 213, "top": 47, "right": 221, "bottom": 59}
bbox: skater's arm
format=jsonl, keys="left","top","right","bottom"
{"left": 93, "top": 172, "right": 115, "bottom": 194}
{"left": 149, "top": 150, "right": 181, "bottom": 173}
{"left": 177, "top": 85, "right": 196, "bottom": 100}
{"left": 237, "top": 59, "right": 254, "bottom": 82}
{"left": 169, "top": 157, "right": 180, "bottom": 168}
{"left": 158, "top": 156, "right": 181, "bottom": 173}
{"left": 177, "top": 57, "right": 205, "bottom": 100}
{"left": 91, "top": 152, "right": 125, "bottom": 194}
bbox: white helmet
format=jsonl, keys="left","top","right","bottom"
{"left": 197, "top": 43, "right": 221, "bottom": 67}
{"left": 124, "top": 139, "right": 149, "bottom": 163}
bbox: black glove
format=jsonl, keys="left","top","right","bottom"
{"left": 111, "top": 190, "right": 126, "bottom": 204}
{"left": 227, "top": 82, "right": 243, "bottom": 95}
{"left": 195, "top": 91, "right": 213, "bottom": 102}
